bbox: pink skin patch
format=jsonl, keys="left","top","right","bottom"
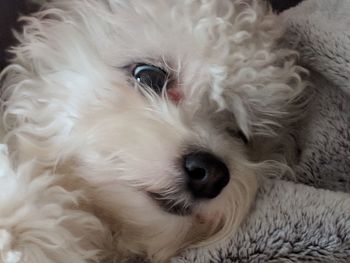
{"left": 195, "top": 211, "right": 222, "bottom": 226}
{"left": 195, "top": 213, "right": 207, "bottom": 224}
{"left": 167, "top": 88, "right": 183, "bottom": 103}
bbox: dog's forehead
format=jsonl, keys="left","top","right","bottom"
{"left": 98, "top": 0, "right": 238, "bottom": 67}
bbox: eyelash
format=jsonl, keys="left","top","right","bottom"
{"left": 127, "top": 62, "right": 183, "bottom": 103}
{"left": 131, "top": 63, "right": 169, "bottom": 93}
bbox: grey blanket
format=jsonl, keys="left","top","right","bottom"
{"left": 174, "top": 179, "right": 350, "bottom": 263}
{"left": 173, "top": 0, "right": 350, "bottom": 262}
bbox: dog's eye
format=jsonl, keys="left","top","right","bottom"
{"left": 132, "top": 64, "right": 168, "bottom": 93}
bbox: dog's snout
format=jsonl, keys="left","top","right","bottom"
{"left": 183, "top": 152, "right": 230, "bottom": 199}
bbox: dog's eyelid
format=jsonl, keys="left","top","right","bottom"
{"left": 125, "top": 61, "right": 168, "bottom": 72}
{"left": 128, "top": 63, "right": 171, "bottom": 94}
{"left": 132, "top": 63, "right": 168, "bottom": 77}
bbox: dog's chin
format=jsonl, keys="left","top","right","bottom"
{"left": 148, "top": 192, "right": 194, "bottom": 216}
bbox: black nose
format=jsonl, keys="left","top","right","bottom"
{"left": 183, "top": 152, "right": 230, "bottom": 199}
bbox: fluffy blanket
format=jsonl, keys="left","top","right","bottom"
{"left": 173, "top": 1, "right": 350, "bottom": 262}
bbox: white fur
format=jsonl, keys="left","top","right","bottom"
{"left": 0, "top": 0, "right": 305, "bottom": 262}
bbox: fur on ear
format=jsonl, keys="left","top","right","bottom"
{"left": 208, "top": 0, "right": 307, "bottom": 138}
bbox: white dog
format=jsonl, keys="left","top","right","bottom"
{"left": 0, "top": 0, "right": 305, "bottom": 262}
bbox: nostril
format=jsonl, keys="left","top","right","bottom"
{"left": 185, "top": 166, "right": 207, "bottom": 181}
{"left": 183, "top": 151, "right": 230, "bottom": 199}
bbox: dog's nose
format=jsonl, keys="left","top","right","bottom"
{"left": 183, "top": 152, "right": 230, "bottom": 199}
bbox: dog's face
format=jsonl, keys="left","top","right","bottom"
{"left": 2, "top": 0, "right": 304, "bottom": 261}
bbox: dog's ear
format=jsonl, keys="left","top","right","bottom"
{"left": 222, "top": 52, "right": 306, "bottom": 139}
{"left": 211, "top": 0, "right": 306, "bottom": 138}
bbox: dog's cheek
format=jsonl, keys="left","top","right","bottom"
{"left": 81, "top": 181, "right": 199, "bottom": 261}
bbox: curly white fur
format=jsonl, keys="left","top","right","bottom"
{"left": 0, "top": 0, "right": 305, "bottom": 262}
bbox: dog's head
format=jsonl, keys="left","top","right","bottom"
{"left": 1, "top": 0, "right": 305, "bottom": 261}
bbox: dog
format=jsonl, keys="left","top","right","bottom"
{"left": 0, "top": 0, "right": 306, "bottom": 262}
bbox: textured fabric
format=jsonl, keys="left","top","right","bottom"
{"left": 174, "top": 179, "right": 350, "bottom": 263}
{"left": 282, "top": 0, "right": 350, "bottom": 94}
{"left": 293, "top": 73, "right": 350, "bottom": 192}
{"left": 282, "top": 0, "right": 350, "bottom": 191}
{"left": 173, "top": 1, "right": 350, "bottom": 262}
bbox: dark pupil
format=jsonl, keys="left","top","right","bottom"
{"left": 134, "top": 64, "right": 168, "bottom": 93}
